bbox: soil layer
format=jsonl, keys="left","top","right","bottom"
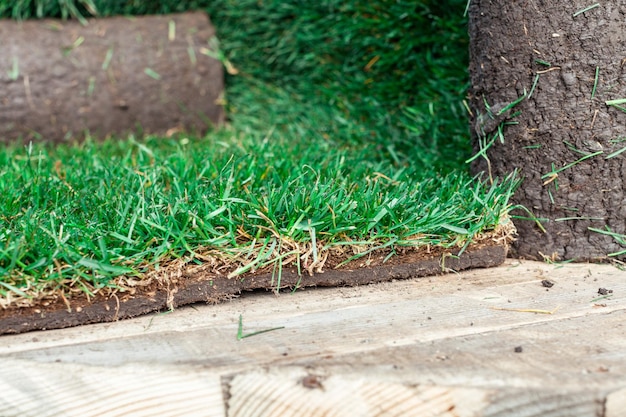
{"left": 0, "top": 242, "right": 506, "bottom": 335}
{"left": 0, "top": 12, "right": 224, "bottom": 142}
{"left": 468, "top": 0, "right": 626, "bottom": 261}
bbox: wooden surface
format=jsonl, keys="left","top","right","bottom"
{"left": 1, "top": 259, "right": 625, "bottom": 416}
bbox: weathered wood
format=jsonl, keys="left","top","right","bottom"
{"left": 0, "top": 12, "right": 224, "bottom": 142}
{"left": 228, "top": 368, "right": 490, "bottom": 417}
{"left": 0, "top": 360, "right": 225, "bottom": 417}
{"left": 606, "top": 387, "right": 626, "bottom": 417}
{"left": 0, "top": 260, "right": 625, "bottom": 416}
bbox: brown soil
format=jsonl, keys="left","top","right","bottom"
{"left": 0, "top": 241, "right": 507, "bottom": 335}
{"left": 467, "top": 1, "right": 626, "bottom": 261}
{"left": 0, "top": 12, "right": 224, "bottom": 143}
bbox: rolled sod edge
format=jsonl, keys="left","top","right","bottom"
{"left": 0, "top": 12, "right": 224, "bottom": 142}
{"left": 0, "top": 242, "right": 507, "bottom": 335}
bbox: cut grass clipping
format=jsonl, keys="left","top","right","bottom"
{"left": 0, "top": 0, "right": 518, "bottom": 308}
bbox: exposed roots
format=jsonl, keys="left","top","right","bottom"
{"left": 0, "top": 219, "right": 516, "bottom": 310}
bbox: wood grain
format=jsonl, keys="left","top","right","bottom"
{"left": 1, "top": 260, "right": 624, "bottom": 416}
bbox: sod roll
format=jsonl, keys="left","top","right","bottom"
{"left": 0, "top": 12, "right": 224, "bottom": 142}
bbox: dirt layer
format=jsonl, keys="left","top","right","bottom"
{"left": 0, "top": 12, "right": 224, "bottom": 142}
{"left": 0, "top": 242, "right": 506, "bottom": 335}
{"left": 468, "top": 1, "right": 626, "bottom": 261}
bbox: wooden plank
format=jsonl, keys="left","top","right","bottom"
{"left": 0, "top": 359, "right": 225, "bottom": 417}
{"left": 5, "top": 261, "right": 624, "bottom": 368}
{"left": 227, "top": 368, "right": 490, "bottom": 417}
{"left": 283, "top": 309, "right": 623, "bottom": 416}
{"left": 2, "top": 259, "right": 621, "bottom": 355}
{"left": 225, "top": 367, "right": 607, "bottom": 417}
{"left": 606, "top": 387, "right": 626, "bottom": 417}
{"left": 0, "top": 260, "right": 624, "bottom": 415}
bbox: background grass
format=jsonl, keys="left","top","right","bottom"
{"left": 0, "top": 1, "right": 516, "bottom": 304}
{"left": 1, "top": 0, "right": 472, "bottom": 171}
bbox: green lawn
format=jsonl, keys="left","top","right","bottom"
{"left": 0, "top": 0, "right": 517, "bottom": 307}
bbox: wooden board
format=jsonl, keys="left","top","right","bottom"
{"left": 1, "top": 260, "right": 625, "bottom": 416}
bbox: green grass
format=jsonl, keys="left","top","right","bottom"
{"left": 0, "top": 132, "right": 516, "bottom": 304}
{"left": 0, "top": 0, "right": 518, "bottom": 306}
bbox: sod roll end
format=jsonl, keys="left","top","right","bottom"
{"left": 0, "top": 11, "right": 224, "bottom": 142}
